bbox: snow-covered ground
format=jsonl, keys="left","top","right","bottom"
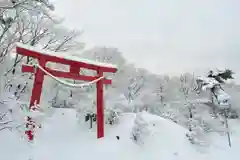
{"left": 1, "top": 109, "right": 239, "bottom": 160}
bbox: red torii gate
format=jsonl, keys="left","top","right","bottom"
{"left": 16, "top": 43, "right": 117, "bottom": 140}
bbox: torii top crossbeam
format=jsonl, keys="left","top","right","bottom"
{"left": 16, "top": 43, "right": 117, "bottom": 72}
{"left": 16, "top": 43, "right": 118, "bottom": 139}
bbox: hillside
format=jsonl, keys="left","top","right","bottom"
{"left": 1, "top": 108, "right": 239, "bottom": 160}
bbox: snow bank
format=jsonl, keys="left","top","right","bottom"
{"left": 1, "top": 109, "right": 239, "bottom": 160}
{"left": 131, "top": 112, "right": 194, "bottom": 150}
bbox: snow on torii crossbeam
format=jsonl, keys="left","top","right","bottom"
{"left": 16, "top": 43, "right": 117, "bottom": 140}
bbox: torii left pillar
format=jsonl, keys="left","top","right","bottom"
{"left": 25, "top": 59, "right": 47, "bottom": 142}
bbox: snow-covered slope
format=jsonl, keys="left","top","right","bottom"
{"left": 0, "top": 109, "right": 239, "bottom": 160}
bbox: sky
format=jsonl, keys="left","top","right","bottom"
{"left": 52, "top": 0, "right": 240, "bottom": 80}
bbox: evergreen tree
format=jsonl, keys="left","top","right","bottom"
{"left": 207, "top": 69, "right": 234, "bottom": 84}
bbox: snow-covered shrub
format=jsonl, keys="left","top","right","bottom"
{"left": 161, "top": 105, "right": 178, "bottom": 123}
{"left": 75, "top": 102, "right": 95, "bottom": 126}
{"left": 149, "top": 103, "right": 179, "bottom": 124}
{"left": 105, "top": 109, "right": 120, "bottom": 125}
{"left": 76, "top": 109, "right": 120, "bottom": 126}
{"left": 131, "top": 112, "right": 151, "bottom": 145}
{"left": 0, "top": 71, "right": 54, "bottom": 143}
{"left": 75, "top": 97, "right": 120, "bottom": 128}
{"left": 0, "top": 93, "right": 28, "bottom": 139}
{"left": 0, "top": 90, "right": 51, "bottom": 141}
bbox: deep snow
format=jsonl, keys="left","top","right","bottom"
{"left": 0, "top": 108, "right": 239, "bottom": 160}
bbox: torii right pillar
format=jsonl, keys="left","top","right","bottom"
{"left": 97, "top": 69, "right": 104, "bottom": 138}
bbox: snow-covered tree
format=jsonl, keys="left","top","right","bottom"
{"left": 0, "top": 0, "right": 84, "bottom": 140}
{"left": 196, "top": 69, "right": 235, "bottom": 113}
{"left": 192, "top": 69, "right": 236, "bottom": 147}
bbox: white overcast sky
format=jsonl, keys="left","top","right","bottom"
{"left": 52, "top": 0, "right": 240, "bottom": 80}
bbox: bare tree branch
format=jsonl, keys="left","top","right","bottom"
{"left": 0, "top": 120, "right": 12, "bottom": 125}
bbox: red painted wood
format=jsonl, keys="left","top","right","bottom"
{"left": 22, "top": 65, "right": 112, "bottom": 85}
{"left": 16, "top": 46, "right": 117, "bottom": 73}
{"left": 21, "top": 65, "right": 35, "bottom": 73}
{"left": 29, "top": 60, "right": 46, "bottom": 109}
{"left": 70, "top": 66, "right": 80, "bottom": 75}
{"left": 97, "top": 70, "right": 104, "bottom": 138}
